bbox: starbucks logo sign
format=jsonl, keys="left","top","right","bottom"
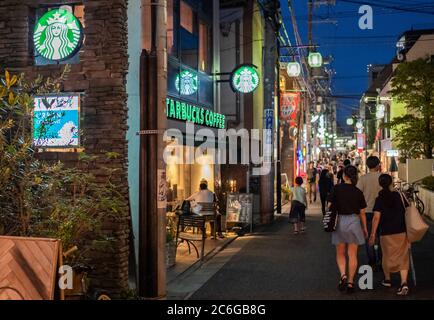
{"left": 230, "top": 64, "right": 260, "bottom": 94}
{"left": 175, "top": 70, "right": 198, "bottom": 96}
{"left": 34, "top": 8, "right": 83, "bottom": 61}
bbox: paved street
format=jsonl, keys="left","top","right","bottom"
{"left": 188, "top": 203, "right": 434, "bottom": 300}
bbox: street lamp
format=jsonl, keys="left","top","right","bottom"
{"left": 286, "top": 61, "right": 301, "bottom": 77}
{"left": 308, "top": 52, "right": 323, "bottom": 68}
{"left": 346, "top": 118, "right": 354, "bottom": 126}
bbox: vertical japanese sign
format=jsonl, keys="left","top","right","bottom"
{"left": 33, "top": 95, "right": 80, "bottom": 147}
{"left": 264, "top": 109, "right": 274, "bottom": 163}
{"left": 357, "top": 133, "right": 365, "bottom": 152}
{"left": 280, "top": 92, "right": 300, "bottom": 127}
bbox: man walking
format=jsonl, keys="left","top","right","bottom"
{"left": 307, "top": 161, "right": 318, "bottom": 204}
{"left": 357, "top": 156, "right": 382, "bottom": 270}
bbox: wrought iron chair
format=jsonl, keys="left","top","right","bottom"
{"left": 175, "top": 215, "right": 206, "bottom": 260}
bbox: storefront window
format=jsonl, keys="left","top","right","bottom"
{"left": 199, "top": 21, "right": 211, "bottom": 73}
{"left": 180, "top": 1, "right": 198, "bottom": 69}
{"left": 167, "top": 0, "right": 177, "bottom": 56}
{"left": 199, "top": 73, "right": 213, "bottom": 107}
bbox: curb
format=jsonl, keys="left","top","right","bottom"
{"left": 167, "top": 235, "right": 238, "bottom": 285}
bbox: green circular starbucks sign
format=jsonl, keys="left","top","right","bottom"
{"left": 34, "top": 8, "right": 83, "bottom": 61}
{"left": 175, "top": 70, "right": 198, "bottom": 96}
{"left": 230, "top": 64, "right": 260, "bottom": 93}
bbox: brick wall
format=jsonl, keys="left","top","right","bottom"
{"left": 0, "top": 0, "right": 131, "bottom": 296}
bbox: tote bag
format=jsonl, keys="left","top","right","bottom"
{"left": 399, "top": 192, "right": 429, "bottom": 243}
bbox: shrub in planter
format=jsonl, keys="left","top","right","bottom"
{"left": 0, "top": 69, "right": 124, "bottom": 268}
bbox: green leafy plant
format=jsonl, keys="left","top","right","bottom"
{"left": 421, "top": 175, "right": 434, "bottom": 192}
{"left": 0, "top": 69, "right": 124, "bottom": 265}
{"left": 383, "top": 58, "right": 434, "bottom": 159}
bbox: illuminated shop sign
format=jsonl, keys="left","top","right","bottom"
{"left": 33, "top": 94, "right": 80, "bottom": 147}
{"left": 175, "top": 70, "right": 198, "bottom": 96}
{"left": 166, "top": 98, "right": 225, "bottom": 129}
{"left": 308, "top": 52, "right": 323, "bottom": 68}
{"left": 34, "top": 8, "right": 83, "bottom": 61}
{"left": 230, "top": 64, "right": 260, "bottom": 94}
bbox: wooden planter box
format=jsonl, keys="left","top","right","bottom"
{"left": 166, "top": 242, "right": 176, "bottom": 269}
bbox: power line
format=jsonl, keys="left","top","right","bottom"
{"left": 338, "top": 0, "right": 434, "bottom": 16}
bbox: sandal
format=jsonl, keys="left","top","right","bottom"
{"left": 338, "top": 275, "right": 347, "bottom": 291}
{"left": 346, "top": 282, "right": 355, "bottom": 294}
{"left": 397, "top": 283, "right": 409, "bottom": 296}
{"left": 381, "top": 279, "right": 392, "bottom": 288}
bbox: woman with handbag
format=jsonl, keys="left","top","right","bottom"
{"left": 327, "top": 165, "right": 368, "bottom": 294}
{"left": 369, "top": 174, "right": 410, "bottom": 296}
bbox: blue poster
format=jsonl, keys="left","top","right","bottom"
{"left": 33, "top": 95, "right": 80, "bottom": 147}
{"left": 264, "top": 109, "right": 274, "bottom": 145}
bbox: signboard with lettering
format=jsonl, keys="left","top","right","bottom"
{"left": 386, "top": 149, "right": 399, "bottom": 157}
{"left": 166, "top": 97, "right": 226, "bottom": 129}
{"left": 33, "top": 95, "right": 80, "bottom": 147}
{"left": 226, "top": 193, "right": 253, "bottom": 224}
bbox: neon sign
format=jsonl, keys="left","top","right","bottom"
{"left": 166, "top": 98, "right": 225, "bottom": 129}
{"left": 175, "top": 70, "right": 198, "bottom": 96}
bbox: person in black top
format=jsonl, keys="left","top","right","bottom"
{"left": 318, "top": 168, "right": 334, "bottom": 215}
{"left": 327, "top": 165, "right": 368, "bottom": 294}
{"left": 369, "top": 174, "right": 410, "bottom": 296}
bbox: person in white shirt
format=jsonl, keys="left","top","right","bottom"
{"left": 186, "top": 179, "right": 224, "bottom": 238}
{"left": 356, "top": 156, "right": 382, "bottom": 270}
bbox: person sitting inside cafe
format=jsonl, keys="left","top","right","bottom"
{"left": 186, "top": 179, "right": 224, "bottom": 239}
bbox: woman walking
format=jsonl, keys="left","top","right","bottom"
{"left": 319, "top": 167, "right": 334, "bottom": 215}
{"left": 289, "top": 177, "right": 308, "bottom": 235}
{"left": 369, "top": 174, "right": 410, "bottom": 296}
{"left": 327, "top": 165, "right": 368, "bottom": 293}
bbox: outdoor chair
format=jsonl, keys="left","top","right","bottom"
{"left": 197, "top": 202, "right": 217, "bottom": 239}
{"left": 175, "top": 215, "right": 206, "bottom": 261}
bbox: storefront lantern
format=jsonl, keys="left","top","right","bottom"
{"left": 34, "top": 8, "right": 83, "bottom": 62}
{"left": 230, "top": 64, "right": 260, "bottom": 94}
{"left": 356, "top": 120, "right": 364, "bottom": 130}
{"left": 286, "top": 62, "right": 301, "bottom": 77}
{"left": 308, "top": 52, "right": 323, "bottom": 68}
{"left": 346, "top": 118, "right": 354, "bottom": 126}
{"left": 175, "top": 70, "right": 198, "bottom": 96}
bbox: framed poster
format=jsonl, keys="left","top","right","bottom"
{"left": 33, "top": 94, "right": 80, "bottom": 148}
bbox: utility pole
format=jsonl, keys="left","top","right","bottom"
{"left": 261, "top": 1, "right": 278, "bottom": 223}
{"left": 139, "top": 0, "right": 167, "bottom": 299}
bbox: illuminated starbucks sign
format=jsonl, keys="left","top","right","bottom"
{"left": 166, "top": 98, "right": 225, "bottom": 129}
{"left": 34, "top": 8, "right": 83, "bottom": 61}
{"left": 175, "top": 70, "right": 198, "bottom": 96}
{"left": 230, "top": 64, "right": 260, "bottom": 94}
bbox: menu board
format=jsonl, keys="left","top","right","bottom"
{"left": 226, "top": 193, "right": 253, "bottom": 224}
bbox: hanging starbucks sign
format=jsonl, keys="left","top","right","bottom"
{"left": 34, "top": 8, "right": 83, "bottom": 62}
{"left": 230, "top": 64, "right": 260, "bottom": 94}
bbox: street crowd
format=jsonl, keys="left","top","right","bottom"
{"left": 288, "top": 155, "right": 418, "bottom": 296}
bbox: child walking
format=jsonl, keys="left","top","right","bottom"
{"left": 289, "top": 176, "right": 308, "bottom": 235}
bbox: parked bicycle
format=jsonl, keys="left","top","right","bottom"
{"left": 395, "top": 180, "right": 425, "bottom": 215}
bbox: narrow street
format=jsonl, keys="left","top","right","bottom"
{"left": 186, "top": 203, "right": 434, "bottom": 300}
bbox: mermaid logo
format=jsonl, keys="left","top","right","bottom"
{"left": 34, "top": 8, "right": 83, "bottom": 61}
{"left": 230, "top": 65, "right": 259, "bottom": 94}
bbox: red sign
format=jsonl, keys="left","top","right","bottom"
{"left": 357, "top": 133, "right": 365, "bottom": 152}
{"left": 280, "top": 92, "right": 300, "bottom": 127}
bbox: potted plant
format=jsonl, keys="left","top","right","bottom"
{"left": 166, "top": 216, "right": 177, "bottom": 268}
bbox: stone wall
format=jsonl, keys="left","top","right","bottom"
{"left": 0, "top": 0, "right": 131, "bottom": 296}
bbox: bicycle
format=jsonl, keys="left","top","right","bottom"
{"left": 397, "top": 181, "right": 425, "bottom": 215}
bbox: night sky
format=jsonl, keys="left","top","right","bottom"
{"left": 280, "top": 0, "right": 434, "bottom": 134}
